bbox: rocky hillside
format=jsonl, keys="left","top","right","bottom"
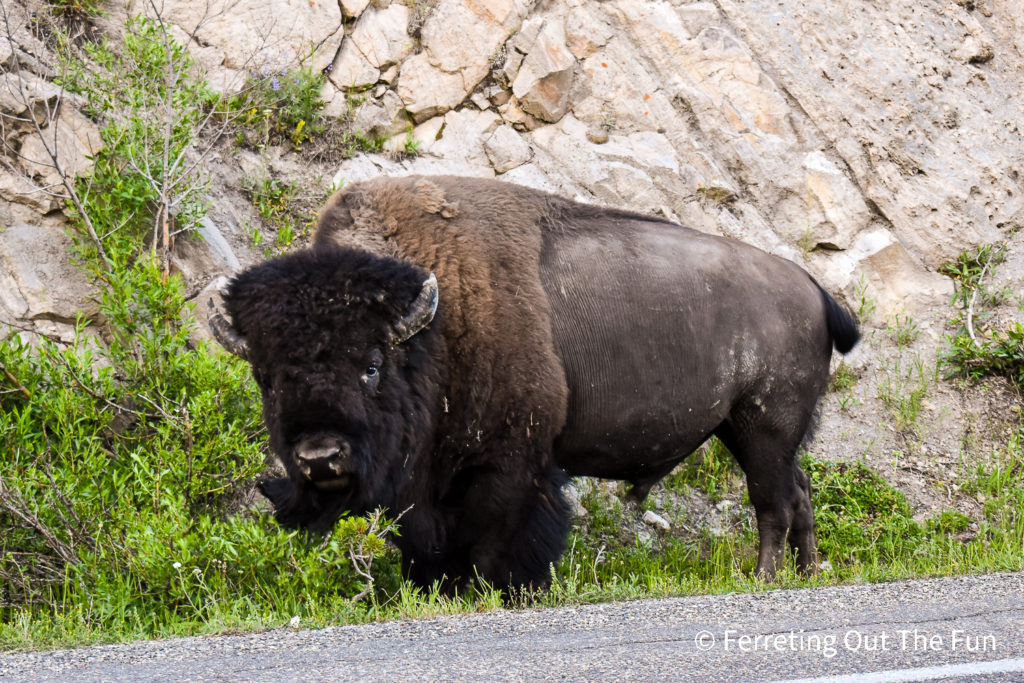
{"left": 1, "top": 0, "right": 1022, "bottom": 516}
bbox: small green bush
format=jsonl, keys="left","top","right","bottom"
{"left": 0, "top": 17, "right": 395, "bottom": 648}
{"left": 940, "top": 243, "right": 1023, "bottom": 391}
{"left": 804, "top": 458, "right": 923, "bottom": 565}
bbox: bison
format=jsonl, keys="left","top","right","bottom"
{"left": 210, "top": 175, "right": 859, "bottom": 592}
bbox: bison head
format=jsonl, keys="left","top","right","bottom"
{"left": 210, "top": 246, "right": 443, "bottom": 531}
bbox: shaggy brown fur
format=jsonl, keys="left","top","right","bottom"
{"left": 314, "top": 176, "right": 571, "bottom": 468}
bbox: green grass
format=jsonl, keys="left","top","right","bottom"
{"left": 877, "top": 356, "right": 931, "bottom": 432}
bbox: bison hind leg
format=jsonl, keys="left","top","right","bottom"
{"left": 716, "top": 415, "right": 819, "bottom": 580}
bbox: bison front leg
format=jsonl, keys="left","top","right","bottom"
{"left": 452, "top": 465, "right": 571, "bottom": 593}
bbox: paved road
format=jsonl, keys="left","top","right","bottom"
{"left": 2, "top": 572, "right": 1023, "bottom": 682}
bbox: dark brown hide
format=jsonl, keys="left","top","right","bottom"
{"left": 238, "top": 175, "right": 860, "bottom": 586}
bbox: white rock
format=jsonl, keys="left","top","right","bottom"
{"left": 348, "top": 4, "right": 413, "bottom": 69}
{"left": 137, "top": 0, "right": 343, "bottom": 75}
{"left": 0, "top": 72, "right": 62, "bottom": 122}
{"left": 563, "top": 482, "right": 587, "bottom": 518}
{"left": 0, "top": 224, "right": 99, "bottom": 322}
{"left": 330, "top": 40, "right": 380, "bottom": 90}
{"left": 17, "top": 106, "right": 102, "bottom": 186}
{"left": 565, "top": 6, "right": 614, "bottom": 58}
{"left": 512, "top": 16, "right": 576, "bottom": 122}
{"left": 409, "top": 116, "right": 446, "bottom": 154}
{"left": 341, "top": 0, "right": 372, "bottom": 19}
{"left": 351, "top": 90, "right": 409, "bottom": 138}
{"left": 396, "top": 53, "right": 470, "bottom": 122}
{"left": 399, "top": 0, "right": 531, "bottom": 121}
{"left": 483, "top": 125, "right": 533, "bottom": 173}
{"left": 642, "top": 510, "right": 671, "bottom": 532}
{"left": 801, "top": 150, "right": 873, "bottom": 251}
{"left": 427, "top": 108, "right": 502, "bottom": 170}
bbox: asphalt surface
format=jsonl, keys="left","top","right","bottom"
{"left": 2, "top": 572, "right": 1023, "bottom": 682}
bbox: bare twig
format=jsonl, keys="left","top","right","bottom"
{"left": 0, "top": 360, "right": 32, "bottom": 399}
{"left": 0, "top": 476, "right": 78, "bottom": 566}
{"left": 965, "top": 258, "right": 992, "bottom": 349}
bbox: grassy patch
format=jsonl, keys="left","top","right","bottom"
{"left": 877, "top": 356, "right": 930, "bottom": 433}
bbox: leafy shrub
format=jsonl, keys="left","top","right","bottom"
{"left": 0, "top": 17, "right": 395, "bottom": 645}
{"left": 939, "top": 243, "right": 1023, "bottom": 391}
{"left": 804, "top": 458, "right": 923, "bottom": 565}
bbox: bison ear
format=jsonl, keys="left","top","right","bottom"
{"left": 390, "top": 273, "right": 438, "bottom": 344}
{"left": 208, "top": 298, "right": 250, "bottom": 360}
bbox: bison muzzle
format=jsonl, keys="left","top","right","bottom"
{"left": 210, "top": 175, "right": 860, "bottom": 592}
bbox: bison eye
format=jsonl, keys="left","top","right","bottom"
{"left": 365, "top": 364, "right": 379, "bottom": 377}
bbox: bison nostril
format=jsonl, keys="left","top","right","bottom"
{"left": 294, "top": 436, "right": 352, "bottom": 465}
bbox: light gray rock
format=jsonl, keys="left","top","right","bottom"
{"left": 512, "top": 16, "right": 576, "bottom": 122}
{"left": 348, "top": 4, "right": 413, "bottom": 69}
{"left": 351, "top": 90, "right": 409, "bottom": 139}
{"left": 0, "top": 71, "right": 62, "bottom": 122}
{"left": 395, "top": 53, "right": 469, "bottom": 122}
{"left": 0, "top": 224, "right": 99, "bottom": 324}
{"left": 483, "top": 125, "right": 533, "bottom": 173}
{"left": 330, "top": 40, "right": 380, "bottom": 91}
{"left": 565, "top": 6, "right": 614, "bottom": 58}
{"left": 642, "top": 510, "right": 671, "bottom": 532}
{"left": 136, "top": 0, "right": 343, "bottom": 75}
{"left": 716, "top": 0, "right": 1023, "bottom": 269}
{"left": 341, "top": 0, "right": 372, "bottom": 19}
{"left": 425, "top": 108, "right": 502, "bottom": 170}
{"left": 398, "top": 0, "right": 531, "bottom": 121}
{"left": 17, "top": 106, "right": 102, "bottom": 187}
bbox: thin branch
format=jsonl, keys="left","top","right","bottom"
{"left": 965, "top": 258, "right": 992, "bottom": 349}
{"left": 0, "top": 361, "right": 32, "bottom": 400}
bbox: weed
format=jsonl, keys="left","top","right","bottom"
{"left": 403, "top": 134, "right": 421, "bottom": 156}
{"left": 241, "top": 172, "right": 310, "bottom": 252}
{"left": 804, "top": 458, "right": 923, "bottom": 565}
{"left": 877, "top": 356, "right": 930, "bottom": 432}
{"left": 855, "top": 274, "right": 876, "bottom": 322}
{"left": 220, "top": 52, "right": 326, "bottom": 148}
{"left": 665, "top": 438, "right": 744, "bottom": 502}
{"left": 831, "top": 362, "right": 859, "bottom": 412}
{"left": 888, "top": 312, "right": 919, "bottom": 348}
{"left": 939, "top": 243, "right": 1007, "bottom": 306}
{"left": 829, "top": 362, "right": 858, "bottom": 392}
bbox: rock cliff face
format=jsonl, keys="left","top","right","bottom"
{"left": 313, "top": 0, "right": 1020, "bottom": 319}
{"left": 1, "top": 1, "right": 1022, "bottom": 515}
{"left": 3, "top": 0, "right": 1022, "bottom": 330}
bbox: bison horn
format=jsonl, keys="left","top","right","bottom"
{"left": 208, "top": 299, "right": 250, "bottom": 360}
{"left": 391, "top": 273, "right": 438, "bottom": 344}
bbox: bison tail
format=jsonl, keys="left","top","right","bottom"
{"left": 819, "top": 286, "right": 860, "bottom": 354}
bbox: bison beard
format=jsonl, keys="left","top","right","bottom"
{"left": 212, "top": 175, "right": 860, "bottom": 594}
